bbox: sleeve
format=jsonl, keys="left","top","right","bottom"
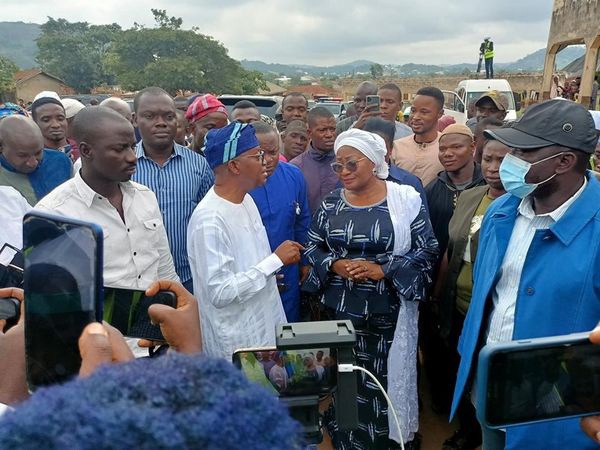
{"left": 198, "top": 162, "right": 215, "bottom": 201}
{"left": 303, "top": 202, "right": 335, "bottom": 288}
{"left": 382, "top": 203, "right": 439, "bottom": 302}
{"left": 294, "top": 172, "right": 311, "bottom": 264}
{"left": 188, "top": 217, "right": 283, "bottom": 308}
{"left": 155, "top": 212, "right": 180, "bottom": 283}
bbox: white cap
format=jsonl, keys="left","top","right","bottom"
{"left": 62, "top": 98, "right": 85, "bottom": 119}
{"left": 33, "top": 90, "right": 61, "bottom": 103}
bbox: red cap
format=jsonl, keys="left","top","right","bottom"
{"left": 185, "top": 94, "right": 228, "bottom": 123}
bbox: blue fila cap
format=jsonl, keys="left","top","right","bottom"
{"left": 205, "top": 122, "right": 260, "bottom": 170}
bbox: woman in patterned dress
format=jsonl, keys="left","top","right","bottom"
{"left": 304, "top": 129, "right": 438, "bottom": 449}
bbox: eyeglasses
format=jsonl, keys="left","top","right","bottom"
{"left": 241, "top": 150, "right": 265, "bottom": 163}
{"left": 330, "top": 157, "right": 367, "bottom": 174}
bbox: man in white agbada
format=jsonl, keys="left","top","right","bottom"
{"left": 187, "top": 122, "right": 304, "bottom": 359}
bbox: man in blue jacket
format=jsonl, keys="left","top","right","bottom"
{"left": 452, "top": 99, "right": 600, "bottom": 450}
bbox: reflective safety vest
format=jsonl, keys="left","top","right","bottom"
{"left": 484, "top": 41, "right": 494, "bottom": 59}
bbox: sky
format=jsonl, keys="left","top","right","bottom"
{"left": 2, "top": 0, "right": 555, "bottom": 66}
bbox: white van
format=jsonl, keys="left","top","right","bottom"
{"left": 442, "top": 79, "right": 519, "bottom": 124}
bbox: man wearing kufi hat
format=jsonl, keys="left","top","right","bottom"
{"left": 185, "top": 94, "right": 228, "bottom": 154}
{"left": 187, "top": 122, "right": 304, "bottom": 359}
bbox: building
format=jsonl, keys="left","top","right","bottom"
{"left": 13, "top": 69, "right": 75, "bottom": 103}
{"left": 542, "top": 0, "right": 600, "bottom": 105}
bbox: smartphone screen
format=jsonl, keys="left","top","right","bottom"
{"left": 232, "top": 347, "right": 337, "bottom": 396}
{"left": 366, "top": 95, "right": 380, "bottom": 112}
{"left": 484, "top": 338, "right": 600, "bottom": 427}
{"left": 23, "top": 212, "right": 103, "bottom": 391}
{"left": 103, "top": 287, "right": 176, "bottom": 341}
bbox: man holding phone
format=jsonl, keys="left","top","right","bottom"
{"left": 187, "top": 122, "right": 303, "bottom": 360}
{"left": 35, "top": 106, "right": 179, "bottom": 289}
{"left": 451, "top": 100, "right": 600, "bottom": 450}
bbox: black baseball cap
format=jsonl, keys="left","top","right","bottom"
{"left": 484, "top": 99, "right": 597, "bottom": 154}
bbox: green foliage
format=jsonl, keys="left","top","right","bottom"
{"left": 370, "top": 63, "right": 384, "bottom": 79}
{"left": 36, "top": 17, "right": 121, "bottom": 92}
{"left": 34, "top": 12, "right": 265, "bottom": 95}
{"left": 0, "top": 55, "right": 19, "bottom": 95}
{"left": 106, "top": 19, "right": 265, "bottom": 95}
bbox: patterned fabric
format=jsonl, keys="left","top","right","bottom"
{"left": 133, "top": 142, "right": 214, "bottom": 283}
{"left": 326, "top": 307, "right": 404, "bottom": 450}
{"left": 304, "top": 187, "right": 438, "bottom": 447}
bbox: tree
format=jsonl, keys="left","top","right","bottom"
{"left": 370, "top": 63, "right": 384, "bottom": 79}
{"left": 36, "top": 17, "right": 121, "bottom": 92}
{"left": 106, "top": 10, "right": 266, "bottom": 95}
{"left": 0, "top": 55, "right": 19, "bottom": 99}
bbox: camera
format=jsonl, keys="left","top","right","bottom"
{"left": 233, "top": 320, "right": 358, "bottom": 444}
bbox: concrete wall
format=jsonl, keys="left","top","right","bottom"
{"left": 337, "top": 73, "right": 544, "bottom": 104}
{"left": 543, "top": 0, "right": 600, "bottom": 104}
{"left": 15, "top": 75, "right": 75, "bottom": 103}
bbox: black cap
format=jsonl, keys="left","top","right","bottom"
{"left": 484, "top": 99, "right": 597, "bottom": 154}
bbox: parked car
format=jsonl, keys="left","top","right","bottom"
{"left": 217, "top": 95, "right": 282, "bottom": 119}
{"left": 442, "top": 79, "right": 521, "bottom": 124}
{"left": 315, "top": 102, "right": 346, "bottom": 120}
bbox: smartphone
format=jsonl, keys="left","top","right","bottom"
{"left": 477, "top": 332, "right": 600, "bottom": 428}
{"left": 365, "top": 95, "right": 380, "bottom": 112}
{"left": 0, "top": 243, "right": 24, "bottom": 288}
{"left": 232, "top": 346, "right": 337, "bottom": 397}
{"left": 23, "top": 211, "right": 103, "bottom": 391}
{"left": 103, "top": 287, "right": 176, "bottom": 341}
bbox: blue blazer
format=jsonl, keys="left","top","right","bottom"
{"left": 452, "top": 172, "right": 600, "bottom": 449}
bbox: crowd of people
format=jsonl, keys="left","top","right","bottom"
{"left": 0, "top": 78, "right": 600, "bottom": 450}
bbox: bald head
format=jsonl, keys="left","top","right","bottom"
{"left": 0, "top": 115, "right": 45, "bottom": 173}
{"left": 73, "top": 106, "right": 134, "bottom": 146}
{"left": 99, "top": 97, "right": 133, "bottom": 123}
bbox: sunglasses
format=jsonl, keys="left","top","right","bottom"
{"left": 240, "top": 150, "right": 265, "bottom": 163}
{"left": 330, "top": 157, "right": 367, "bottom": 174}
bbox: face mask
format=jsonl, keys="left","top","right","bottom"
{"left": 499, "top": 152, "right": 563, "bottom": 198}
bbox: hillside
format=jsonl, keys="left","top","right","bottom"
{"left": 0, "top": 21, "right": 40, "bottom": 68}
{"left": 0, "top": 20, "right": 587, "bottom": 76}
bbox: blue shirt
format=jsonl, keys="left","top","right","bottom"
{"left": 452, "top": 172, "right": 600, "bottom": 450}
{"left": 133, "top": 142, "right": 214, "bottom": 283}
{"left": 0, "top": 149, "right": 71, "bottom": 205}
{"left": 250, "top": 162, "right": 311, "bottom": 322}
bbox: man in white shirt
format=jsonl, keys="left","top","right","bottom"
{"left": 36, "top": 106, "right": 179, "bottom": 289}
{"left": 0, "top": 187, "right": 31, "bottom": 264}
{"left": 187, "top": 122, "right": 303, "bottom": 359}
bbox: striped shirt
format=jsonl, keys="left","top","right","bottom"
{"left": 486, "top": 178, "right": 587, "bottom": 344}
{"left": 133, "top": 142, "right": 214, "bottom": 283}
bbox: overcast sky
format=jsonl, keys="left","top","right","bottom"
{"left": 3, "top": 0, "right": 554, "bottom": 66}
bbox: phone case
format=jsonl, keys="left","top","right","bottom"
{"left": 476, "top": 331, "right": 597, "bottom": 429}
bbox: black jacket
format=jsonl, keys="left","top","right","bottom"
{"left": 424, "top": 163, "right": 486, "bottom": 257}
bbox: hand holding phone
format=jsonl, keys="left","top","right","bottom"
{"left": 138, "top": 279, "right": 201, "bottom": 354}
{"left": 365, "top": 95, "right": 380, "bottom": 113}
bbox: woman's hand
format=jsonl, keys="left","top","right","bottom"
{"left": 330, "top": 259, "right": 353, "bottom": 279}
{"left": 345, "top": 261, "right": 385, "bottom": 282}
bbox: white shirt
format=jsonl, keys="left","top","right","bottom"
{"left": 187, "top": 187, "right": 287, "bottom": 360}
{"left": 486, "top": 178, "right": 587, "bottom": 344}
{"left": 35, "top": 171, "right": 179, "bottom": 289}
{"left": 0, "top": 187, "right": 31, "bottom": 265}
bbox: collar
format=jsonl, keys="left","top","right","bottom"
{"left": 135, "top": 141, "right": 182, "bottom": 161}
{"left": 308, "top": 143, "right": 335, "bottom": 161}
{"left": 518, "top": 176, "right": 587, "bottom": 222}
{"left": 74, "top": 171, "right": 135, "bottom": 208}
{"left": 437, "top": 162, "right": 484, "bottom": 189}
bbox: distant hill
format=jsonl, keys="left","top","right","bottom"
{"left": 240, "top": 59, "right": 376, "bottom": 76}
{"left": 501, "top": 46, "right": 585, "bottom": 72}
{"left": 0, "top": 20, "right": 588, "bottom": 76}
{"left": 0, "top": 22, "right": 40, "bottom": 68}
